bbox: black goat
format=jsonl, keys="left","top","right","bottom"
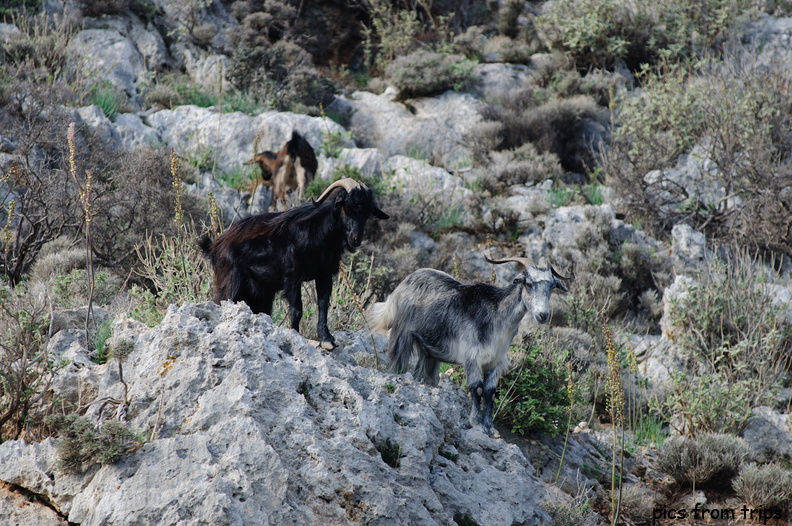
{"left": 199, "top": 178, "right": 388, "bottom": 348}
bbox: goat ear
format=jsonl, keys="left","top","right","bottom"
{"left": 555, "top": 280, "right": 568, "bottom": 293}
{"left": 372, "top": 206, "right": 389, "bottom": 219}
{"left": 334, "top": 191, "right": 347, "bottom": 208}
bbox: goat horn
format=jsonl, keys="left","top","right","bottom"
{"left": 484, "top": 255, "right": 535, "bottom": 269}
{"left": 550, "top": 264, "right": 572, "bottom": 281}
{"left": 312, "top": 178, "right": 367, "bottom": 206}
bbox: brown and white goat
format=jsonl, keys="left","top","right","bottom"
{"left": 244, "top": 131, "right": 318, "bottom": 209}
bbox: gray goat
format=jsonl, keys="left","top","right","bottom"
{"left": 368, "top": 256, "right": 568, "bottom": 437}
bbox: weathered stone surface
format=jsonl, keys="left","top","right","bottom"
{"left": 671, "top": 224, "right": 709, "bottom": 271}
{"left": 383, "top": 155, "right": 474, "bottom": 225}
{"left": 0, "top": 302, "right": 551, "bottom": 526}
{"left": 339, "top": 89, "right": 483, "bottom": 169}
{"left": 742, "top": 14, "right": 792, "bottom": 69}
{"left": 68, "top": 29, "right": 146, "bottom": 97}
{"left": 0, "top": 481, "right": 67, "bottom": 526}
{"left": 741, "top": 406, "right": 792, "bottom": 463}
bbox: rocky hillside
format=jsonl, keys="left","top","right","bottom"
{"left": 2, "top": 1, "right": 792, "bottom": 525}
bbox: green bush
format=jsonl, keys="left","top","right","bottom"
{"left": 654, "top": 371, "right": 761, "bottom": 436}
{"left": 385, "top": 51, "right": 476, "bottom": 99}
{"left": 495, "top": 340, "right": 570, "bottom": 436}
{"left": 658, "top": 433, "right": 751, "bottom": 487}
{"left": 536, "top": 0, "right": 758, "bottom": 71}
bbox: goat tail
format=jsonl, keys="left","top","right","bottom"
{"left": 367, "top": 299, "right": 394, "bottom": 335}
{"left": 198, "top": 235, "right": 213, "bottom": 257}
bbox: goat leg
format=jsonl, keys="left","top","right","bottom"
{"left": 284, "top": 281, "right": 303, "bottom": 334}
{"left": 481, "top": 369, "right": 501, "bottom": 438}
{"left": 315, "top": 274, "right": 336, "bottom": 349}
{"left": 465, "top": 360, "right": 485, "bottom": 430}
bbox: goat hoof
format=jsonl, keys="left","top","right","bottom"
{"left": 486, "top": 427, "right": 501, "bottom": 439}
{"left": 309, "top": 339, "right": 336, "bottom": 350}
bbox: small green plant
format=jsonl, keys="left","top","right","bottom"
{"left": 217, "top": 164, "right": 257, "bottom": 190}
{"left": 733, "top": 463, "right": 792, "bottom": 510}
{"left": 92, "top": 319, "right": 113, "bottom": 364}
{"left": 549, "top": 185, "right": 576, "bottom": 207}
{"left": 633, "top": 414, "right": 667, "bottom": 448}
{"left": 375, "top": 437, "right": 404, "bottom": 468}
{"left": 382, "top": 384, "right": 396, "bottom": 394}
{"left": 320, "top": 130, "right": 354, "bottom": 158}
{"left": 439, "top": 448, "right": 459, "bottom": 462}
{"left": 89, "top": 83, "right": 125, "bottom": 120}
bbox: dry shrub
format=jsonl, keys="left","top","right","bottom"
{"left": 483, "top": 142, "right": 564, "bottom": 192}
{"left": 603, "top": 55, "right": 792, "bottom": 253}
{"left": 90, "top": 147, "right": 205, "bottom": 269}
{"left": 481, "top": 91, "right": 607, "bottom": 174}
{"left": 76, "top": 0, "right": 133, "bottom": 17}
{"left": 0, "top": 11, "right": 78, "bottom": 86}
{"left": 49, "top": 414, "right": 136, "bottom": 473}
{"left": 658, "top": 433, "right": 752, "bottom": 487}
{"left": 664, "top": 251, "right": 792, "bottom": 391}
{"left": 734, "top": 463, "right": 792, "bottom": 510}
{"left": 482, "top": 35, "right": 535, "bottom": 64}
{"left": 0, "top": 281, "right": 60, "bottom": 441}
{"left": 385, "top": 51, "right": 476, "bottom": 99}
{"left": 0, "top": 91, "right": 87, "bottom": 283}
{"left": 228, "top": 40, "right": 336, "bottom": 113}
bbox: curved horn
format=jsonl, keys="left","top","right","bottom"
{"left": 550, "top": 264, "right": 572, "bottom": 281}
{"left": 484, "top": 255, "right": 535, "bottom": 269}
{"left": 312, "top": 178, "right": 367, "bottom": 206}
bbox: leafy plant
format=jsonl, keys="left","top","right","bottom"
{"left": 495, "top": 340, "right": 570, "bottom": 436}
{"left": 319, "top": 130, "right": 354, "bottom": 159}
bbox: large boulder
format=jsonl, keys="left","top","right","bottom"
{"left": 335, "top": 89, "right": 484, "bottom": 170}
{"left": 0, "top": 302, "right": 552, "bottom": 526}
{"left": 145, "top": 106, "right": 348, "bottom": 175}
{"left": 67, "top": 28, "right": 147, "bottom": 98}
